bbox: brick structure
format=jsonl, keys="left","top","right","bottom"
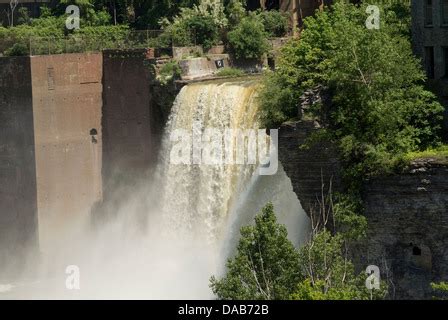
{"left": 411, "top": 0, "right": 448, "bottom": 130}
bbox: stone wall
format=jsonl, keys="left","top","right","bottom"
{"left": 278, "top": 120, "right": 448, "bottom": 299}
{"left": 0, "top": 57, "right": 39, "bottom": 276}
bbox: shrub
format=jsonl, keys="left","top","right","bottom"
{"left": 158, "top": 60, "right": 182, "bottom": 85}
{"left": 225, "top": 0, "right": 247, "bottom": 26}
{"left": 186, "top": 14, "right": 220, "bottom": 50}
{"left": 159, "top": 1, "right": 225, "bottom": 50}
{"left": 160, "top": 7, "right": 220, "bottom": 50}
{"left": 257, "top": 10, "right": 289, "bottom": 37}
{"left": 227, "top": 14, "right": 270, "bottom": 59}
{"left": 4, "top": 43, "right": 29, "bottom": 56}
{"left": 159, "top": 22, "right": 193, "bottom": 47}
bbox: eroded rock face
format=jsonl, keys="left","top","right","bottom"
{"left": 358, "top": 162, "right": 448, "bottom": 299}
{"left": 277, "top": 120, "right": 342, "bottom": 223}
{"left": 278, "top": 120, "right": 448, "bottom": 299}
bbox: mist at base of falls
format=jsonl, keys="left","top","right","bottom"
{"left": 0, "top": 80, "right": 310, "bottom": 299}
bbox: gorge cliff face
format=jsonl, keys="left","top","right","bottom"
{"left": 278, "top": 120, "right": 448, "bottom": 299}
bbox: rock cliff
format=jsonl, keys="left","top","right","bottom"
{"left": 278, "top": 120, "right": 448, "bottom": 299}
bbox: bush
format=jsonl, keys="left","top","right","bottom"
{"left": 158, "top": 60, "right": 182, "bottom": 85}
{"left": 227, "top": 14, "right": 270, "bottom": 59}
{"left": 159, "top": 4, "right": 222, "bottom": 50}
{"left": 4, "top": 43, "right": 29, "bottom": 56}
{"left": 186, "top": 14, "right": 220, "bottom": 50}
{"left": 257, "top": 10, "right": 289, "bottom": 38}
{"left": 159, "top": 22, "right": 193, "bottom": 47}
{"left": 225, "top": 0, "right": 246, "bottom": 26}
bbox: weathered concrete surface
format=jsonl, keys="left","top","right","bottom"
{"left": 172, "top": 46, "right": 204, "bottom": 60}
{"left": 102, "top": 49, "right": 158, "bottom": 196}
{"left": 0, "top": 57, "right": 39, "bottom": 275}
{"left": 30, "top": 53, "right": 103, "bottom": 252}
{"left": 179, "top": 55, "right": 230, "bottom": 80}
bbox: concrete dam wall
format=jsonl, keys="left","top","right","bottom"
{"left": 0, "top": 50, "right": 161, "bottom": 269}
{"left": 0, "top": 57, "right": 38, "bottom": 274}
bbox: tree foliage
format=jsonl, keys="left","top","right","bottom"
{"left": 259, "top": 1, "right": 444, "bottom": 181}
{"left": 257, "top": 9, "right": 288, "bottom": 38}
{"left": 159, "top": 2, "right": 225, "bottom": 49}
{"left": 227, "top": 13, "right": 270, "bottom": 59}
{"left": 210, "top": 203, "right": 386, "bottom": 300}
{"left": 210, "top": 203, "right": 301, "bottom": 299}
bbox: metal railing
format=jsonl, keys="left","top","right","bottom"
{"left": 28, "top": 30, "right": 166, "bottom": 56}
{"left": 0, "top": 30, "right": 184, "bottom": 56}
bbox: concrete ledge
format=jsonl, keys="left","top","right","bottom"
{"left": 179, "top": 55, "right": 230, "bottom": 80}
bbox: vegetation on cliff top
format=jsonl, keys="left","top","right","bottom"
{"left": 259, "top": 0, "right": 444, "bottom": 185}
{"left": 251, "top": 1, "right": 444, "bottom": 301}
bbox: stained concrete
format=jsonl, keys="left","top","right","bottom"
{"left": 102, "top": 49, "right": 157, "bottom": 196}
{"left": 0, "top": 57, "right": 39, "bottom": 275}
{"left": 29, "top": 53, "right": 103, "bottom": 252}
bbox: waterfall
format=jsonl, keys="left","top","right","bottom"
{"left": 153, "top": 78, "right": 310, "bottom": 283}
{"left": 154, "top": 80, "right": 261, "bottom": 244}
{"left": 1, "top": 79, "right": 310, "bottom": 299}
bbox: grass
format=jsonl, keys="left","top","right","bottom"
{"left": 216, "top": 67, "right": 245, "bottom": 78}
{"left": 401, "top": 144, "right": 448, "bottom": 165}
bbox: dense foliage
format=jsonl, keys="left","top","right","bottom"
{"left": 257, "top": 9, "right": 289, "bottom": 38}
{"left": 0, "top": 3, "right": 129, "bottom": 55}
{"left": 210, "top": 203, "right": 387, "bottom": 300}
{"left": 227, "top": 13, "right": 270, "bottom": 59}
{"left": 259, "top": 1, "right": 444, "bottom": 183}
{"left": 1, "top": 0, "right": 286, "bottom": 57}
{"left": 159, "top": 2, "right": 224, "bottom": 49}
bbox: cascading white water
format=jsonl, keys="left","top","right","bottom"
{"left": 154, "top": 80, "right": 261, "bottom": 244}
{"left": 1, "top": 78, "right": 310, "bottom": 299}
{"left": 154, "top": 79, "right": 310, "bottom": 279}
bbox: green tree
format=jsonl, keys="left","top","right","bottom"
{"left": 60, "top": 0, "right": 112, "bottom": 26}
{"left": 210, "top": 203, "right": 301, "bottom": 300}
{"left": 210, "top": 203, "right": 384, "bottom": 300}
{"left": 132, "top": 0, "right": 200, "bottom": 29}
{"left": 292, "top": 230, "right": 386, "bottom": 300}
{"left": 257, "top": 9, "right": 288, "bottom": 38}
{"left": 159, "top": 5, "right": 221, "bottom": 49}
{"left": 227, "top": 13, "right": 269, "bottom": 59}
{"left": 259, "top": 1, "right": 444, "bottom": 181}
{"left": 225, "top": 0, "right": 246, "bottom": 26}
